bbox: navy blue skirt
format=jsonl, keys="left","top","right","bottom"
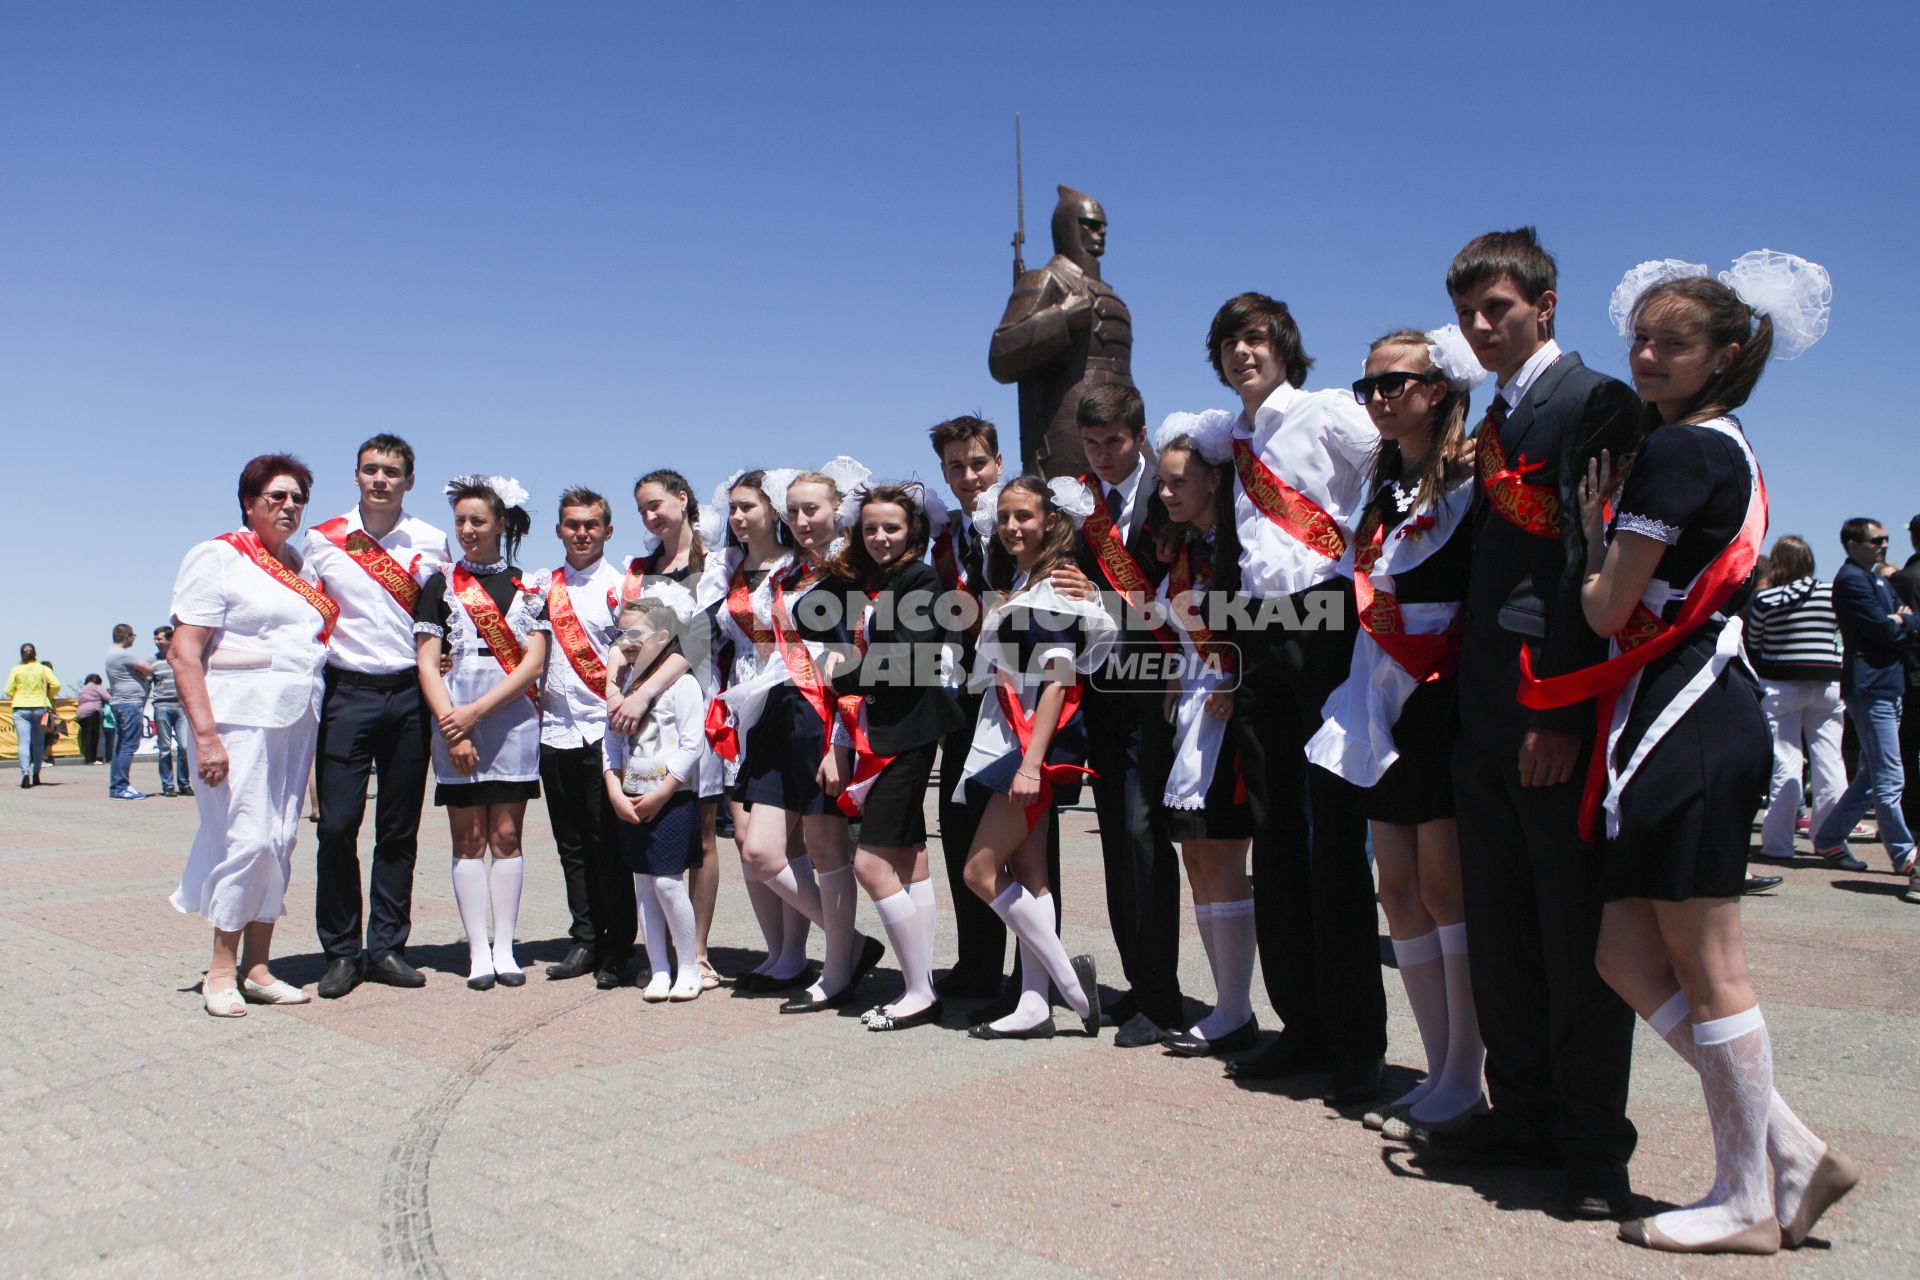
{"left": 617, "top": 791, "right": 703, "bottom": 876}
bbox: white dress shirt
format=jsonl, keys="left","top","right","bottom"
{"left": 535, "top": 555, "right": 624, "bottom": 749}
{"left": 169, "top": 536, "right": 331, "bottom": 729}
{"left": 1232, "top": 381, "right": 1379, "bottom": 598}
{"left": 1497, "top": 339, "right": 1563, "bottom": 412}
{"left": 303, "top": 508, "right": 450, "bottom": 675}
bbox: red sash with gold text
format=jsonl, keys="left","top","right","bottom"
{"left": 311, "top": 516, "right": 422, "bottom": 612}
{"left": 451, "top": 565, "right": 531, "bottom": 697}
{"left": 1079, "top": 473, "right": 1178, "bottom": 653}
{"left": 546, "top": 569, "right": 608, "bottom": 699}
{"left": 771, "top": 562, "right": 836, "bottom": 764}
{"left": 833, "top": 590, "right": 898, "bottom": 817}
{"left": 1476, "top": 427, "right": 1563, "bottom": 540}
{"left": 1166, "top": 540, "right": 1236, "bottom": 675}
{"left": 217, "top": 532, "right": 339, "bottom": 644}
{"left": 1353, "top": 521, "right": 1460, "bottom": 684}
{"left": 995, "top": 679, "right": 1095, "bottom": 832}
{"left": 1231, "top": 439, "right": 1347, "bottom": 561}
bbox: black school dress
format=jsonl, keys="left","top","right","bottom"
{"left": 414, "top": 560, "right": 547, "bottom": 808}
{"left": 740, "top": 560, "right": 853, "bottom": 817}
{"left": 1361, "top": 480, "right": 1470, "bottom": 825}
{"left": 1601, "top": 417, "right": 1769, "bottom": 902}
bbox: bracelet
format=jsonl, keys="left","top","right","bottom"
{"left": 1016, "top": 767, "right": 1040, "bottom": 780}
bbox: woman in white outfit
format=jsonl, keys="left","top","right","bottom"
{"left": 168, "top": 454, "right": 335, "bottom": 1017}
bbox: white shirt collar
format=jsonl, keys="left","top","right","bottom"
{"left": 1498, "top": 339, "right": 1563, "bottom": 410}
{"left": 344, "top": 504, "right": 415, "bottom": 542}
{"left": 561, "top": 555, "right": 607, "bottom": 581}
{"left": 1233, "top": 380, "right": 1302, "bottom": 436}
{"left": 1105, "top": 451, "right": 1145, "bottom": 506}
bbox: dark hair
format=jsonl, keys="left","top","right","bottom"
{"left": 112, "top": 624, "right": 134, "bottom": 644}
{"left": 725, "top": 470, "right": 794, "bottom": 551}
{"left": 614, "top": 597, "right": 683, "bottom": 683}
{"left": 830, "top": 483, "right": 934, "bottom": 586}
{"left": 1075, "top": 383, "right": 1146, "bottom": 434}
{"left": 1446, "top": 227, "right": 1558, "bottom": 339}
{"left": 356, "top": 434, "right": 416, "bottom": 476}
{"left": 153, "top": 625, "right": 174, "bottom": 640}
{"left": 985, "top": 474, "right": 1079, "bottom": 591}
{"left": 1840, "top": 517, "right": 1882, "bottom": 552}
{"left": 634, "top": 469, "right": 708, "bottom": 576}
{"left": 1152, "top": 435, "right": 1242, "bottom": 592}
{"left": 1355, "top": 330, "right": 1472, "bottom": 546}
{"left": 1206, "top": 292, "right": 1314, "bottom": 389}
{"left": 237, "top": 453, "right": 313, "bottom": 519}
{"left": 1630, "top": 278, "right": 1774, "bottom": 424}
{"left": 929, "top": 415, "right": 1000, "bottom": 459}
{"left": 85, "top": 673, "right": 102, "bottom": 685}
{"left": 1768, "top": 534, "right": 1815, "bottom": 582}
{"left": 446, "top": 477, "right": 532, "bottom": 564}
{"left": 556, "top": 485, "right": 611, "bottom": 526}
{"left": 18, "top": 643, "right": 35, "bottom": 662}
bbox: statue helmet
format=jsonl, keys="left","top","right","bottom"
{"left": 1050, "top": 185, "right": 1106, "bottom": 270}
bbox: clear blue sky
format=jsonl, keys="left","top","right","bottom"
{"left": 3, "top": 1, "right": 1913, "bottom": 679}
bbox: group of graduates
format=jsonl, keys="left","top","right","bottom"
{"left": 167, "top": 227, "right": 1855, "bottom": 1256}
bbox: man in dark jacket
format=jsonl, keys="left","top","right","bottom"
{"left": 1814, "top": 518, "right": 1919, "bottom": 888}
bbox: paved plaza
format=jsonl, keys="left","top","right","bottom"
{"left": 4, "top": 757, "right": 1917, "bottom": 1278}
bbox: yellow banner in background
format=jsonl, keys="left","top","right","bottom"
{"left": 0, "top": 698, "right": 84, "bottom": 760}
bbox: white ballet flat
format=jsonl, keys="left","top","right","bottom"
{"left": 642, "top": 973, "right": 673, "bottom": 1002}
{"left": 668, "top": 979, "right": 702, "bottom": 1003}
{"left": 241, "top": 977, "right": 312, "bottom": 1005}
{"left": 203, "top": 986, "right": 248, "bottom": 1018}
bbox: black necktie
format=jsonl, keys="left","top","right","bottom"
{"left": 1484, "top": 395, "right": 1509, "bottom": 436}
{"left": 1104, "top": 485, "right": 1124, "bottom": 523}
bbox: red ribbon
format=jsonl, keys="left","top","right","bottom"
{"left": 1352, "top": 520, "right": 1460, "bottom": 685}
{"left": 994, "top": 680, "right": 1096, "bottom": 831}
{"left": 703, "top": 696, "right": 739, "bottom": 761}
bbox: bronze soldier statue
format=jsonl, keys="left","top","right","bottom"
{"left": 988, "top": 185, "right": 1135, "bottom": 477}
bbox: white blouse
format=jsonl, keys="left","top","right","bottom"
{"left": 169, "top": 536, "right": 331, "bottom": 729}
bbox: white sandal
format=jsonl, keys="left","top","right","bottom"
{"left": 203, "top": 986, "right": 248, "bottom": 1018}
{"left": 242, "top": 977, "right": 312, "bottom": 1005}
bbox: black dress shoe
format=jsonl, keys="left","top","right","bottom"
{"left": 1417, "top": 1112, "right": 1562, "bottom": 1168}
{"left": 868, "top": 1001, "right": 945, "bottom": 1032}
{"left": 1070, "top": 955, "right": 1100, "bottom": 1035}
{"left": 595, "top": 954, "right": 646, "bottom": 990}
{"left": 967, "top": 1017, "right": 1056, "bottom": 1040}
{"left": 366, "top": 953, "right": 426, "bottom": 988}
{"left": 933, "top": 971, "right": 1004, "bottom": 1000}
{"left": 1224, "top": 1034, "right": 1330, "bottom": 1081}
{"left": 467, "top": 973, "right": 496, "bottom": 991}
{"left": 1112, "top": 1012, "right": 1169, "bottom": 1048}
{"left": 1565, "top": 1159, "right": 1633, "bottom": 1220}
{"left": 1742, "top": 874, "right": 1784, "bottom": 895}
{"left": 1323, "top": 1057, "right": 1385, "bottom": 1105}
{"left": 316, "top": 957, "right": 363, "bottom": 1000}
{"left": 1100, "top": 995, "right": 1138, "bottom": 1027}
{"left": 546, "top": 945, "right": 598, "bottom": 980}
{"left": 1165, "top": 1017, "right": 1260, "bottom": 1058}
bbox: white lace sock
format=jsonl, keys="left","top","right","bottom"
{"left": 741, "top": 866, "right": 785, "bottom": 975}
{"left": 1410, "top": 923, "right": 1485, "bottom": 1123}
{"left": 488, "top": 857, "right": 523, "bottom": 978}
{"left": 803, "top": 864, "right": 859, "bottom": 1001}
{"left": 988, "top": 939, "right": 1053, "bottom": 1033}
{"left": 1649, "top": 1007, "right": 1776, "bottom": 1246}
{"left": 1388, "top": 930, "right": 1446, "bottom": 1110}
{"left": 635, "top": 874, "right": 671, "bottom": 978}
{"left": 990, "top": 883, "right": 1088, "bottom": 1018}
{"left": 907, "top": 876, "right": 937, "bottom": 990}
{"left": 451, "top": 857, "right": 493, "bottom": 982}
{"left": 875, "top": 890, "right": 934, "bottom": 1018}
{"left": 1193, "top": 897, "right": 1255, "bottom": 1040}
{"left": 653, "top": 872, "right": 700, "bottom": 993}
{"left": 1648, "top": 992, "right": 1826, "bottom": 1227}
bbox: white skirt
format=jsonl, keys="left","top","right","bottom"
{"left": 169, "top": 713, "right": 318, "bottom": 931}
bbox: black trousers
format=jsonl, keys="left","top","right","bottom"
{"left": 540, "top": 741, "right": 636, "bottom": 962}
{"left": 1901, "top": 686, "right": 1920, "bottom": 837}
{"left": 1229, "top": 584, "right": 1386, "bottom": 1065}
{"left": 314, "top": 672, "right": 430, "bottom": 962}
{"left": 77, "top": 713, "right": 104, "bottom": 764}
{"left": 1451, "top": 737, "right": 1637, "bottom": 1165}
{"left": 1084, "top": 692, "right": 1183, "bottom": 1027}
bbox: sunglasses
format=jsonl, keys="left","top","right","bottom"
{"left": 1351, "top": 370, "right": 1444, "bottom": 404}
{"left": 616, "top": 627, "right": 660, "bottom": 648}
{"left": 1864, "top": 535, "right": 1891, "bottom": 546}
{"left": 258, "top": 489, "right": 308, "bottom": 507}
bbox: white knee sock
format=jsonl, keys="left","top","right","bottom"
{"left": 773, "top": 856, "right": 818, "bottom": 977}
{"left": 1193, "top": 897, "right": 1255, "bottom": 1040}
{"left": 636, "top": 874, "right": 671, "bottom": 977}
{"left": 1388, "top": 930, "right": 1446, "bottom": 1110}
{"left": 451, "top": 857, "right": 493, "bottom": 981}
{"left": 990, "top": 883, "right": 1088, "bottom": 1018}
{"left": 1192, "top": 901, "right": 1219, "bottom": 983}
{"left": 907, "top": 876, "right": 937, "bottom": 988}
{"left": 654, "top": 872, "right": 699, "bottom": 992}
{"left": 1650, "top": 1007, "right": 1776, "bottom": 1246}
{"left": 988, "top": 939, "right": 1054, "bottom": 1033}
{"left": 1410, "top": 923, "right": 1485, "bottom": 1123}
{"left": 488, "top": 857, "right": 523, "bottom": 977}
{"left": 875, "top": 889, "right": 934, "bottom": 1018}
{"left": 742, "top": 866, "right": 784, "bottom": 975}
{"left": 1648, "top": 992, "right": 1826, "bottom": 1228}
{"left": 762, "top": 858, "right": 825, "bottom": 927}
{"left": 807, "top": 865, "right": 859, "bottom": 1000}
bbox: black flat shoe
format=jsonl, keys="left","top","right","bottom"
{"left": 545, "top": 945, "right": 598, "bottom": 980}
{"left": 1742, "top": 874, "right": 1784, "bottom": 895}
{"left": 745, "top": 967, "right": 813, "bottom": 995}
{"left": 316, "top": 957, "right": 363, "bottom": 1000}
{"left": 1164, "top": 1017, "right": 1260, "bottom": 1058}
{"left": 1112, "top": 1012, "right": 1169, "bottom": 1048}
{"left": 779, "top": 992, "right": 836, "bottom": 1014}
{"left": 467, "top": 973, "right": 496, "bottom": 991}
{"left": 1323, "top": 1056, "right": 1385, "bottom": 1105}
{"left": 844, "top": 935, "right": 886, "bottom": 994}
{"left": 968, "top": 1017, "right": 1056, "bottom": 1040}
{"left": 495, "top": 970, "right": 525, "bottom": 987}
{"left": 365, "top": 953, "right": 426, "bottom": 988}
{"left": 868, "top": 1001, "right": 945, "bottom": 1032}
{"left": 1224, "top": 1034, "right": 1330, "bottom": 1081}
{"left": 1070, "top": 954, "right": 1099, "bottom": 1035}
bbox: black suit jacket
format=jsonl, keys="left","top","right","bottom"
{"left": 828, "top": 558, "right": 966, "bottom": 755}
{"left": 1073, "top": 466, "right": 1171, "bottom": 703}
{"left": 1458, "top": 351, "right": 1644, "bottom": 753}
